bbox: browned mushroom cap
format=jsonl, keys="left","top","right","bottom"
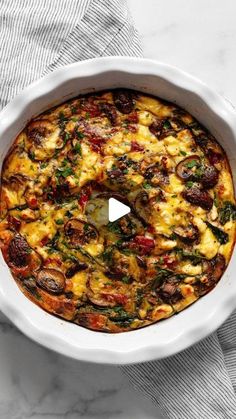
{"left": 36, "top": 268, "right": 65, "bottom": 294}
{"left": 201, "top": 165, "right": 219, "bottom": 189}
{"left": 27, "top": 120, "right": 57, "bottom": 145}
{"left": 149, "top": 119, "right": 164, "bottom": 138}
{"left": 158, "top": 277, "right": 182, "bottom": 304}
{"left": 7, "top": 174, "right": 28, "bottom": 188}
{"left": 26, "top": 120, "right": 63, "bottom": 161}
{"left": 176, "top": 155, "right": 201, "bottom": 181}
{"left": 203, "top": 253, "right": 225, "bottom": 281}
{"left": 87, "top": 292, "right": 117, "bottom": 308}
{"left": 64, "top": 218, "right": 98, "bottom": 246}
{"left": 144, "top": 164, "right": 169, "bottom": 187}
{"left": 65, "top": 261, "right": 88, "bottom": 278}
{"left": 113, "top": 89, "right": 135, "bottom": 114}
{"left": 173, "top": 224, "right": 199, "bottom": 243}
{"left": 8, "top": 235, "right": 31, "bottom": 267}
{"left": 198, "top": 254, "right": 225, "bottom": 295}
{"left": 182, "top": 186, "right": 213, "bottom": 210}
{"left": 99, "top": 102, "right": 118, "bottom": 125}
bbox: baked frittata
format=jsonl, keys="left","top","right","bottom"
{"left": 0, "top": 89, "right": 235, "bottom": 333}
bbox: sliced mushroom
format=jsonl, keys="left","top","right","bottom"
{"left": 173, "top": 224, "right": 199, "bottom": 243}
{"left": 201, "top": 165, "right": 219, "bottom": 189}
{"left": 87, "top": 292, "right": 117, "bottom": 308}
{"left": 26, "top": 120, "right": 63, "bottom": 161}
{"left": 158, "top": 276, "right": 182, "bottom": 304}
{"left": 144, "top": 164, "right": 169, "bottom": 186}
{"left": 7, "top": 174, "right": 28, "bottom": 190}
{"left": 198, "top": 254, "right": 225, "bottom": 295}
{"left": 212, "top": 254, "right": 226, "bottom": 280}
{"left": 176, "top": 155, "right": 201, "bottom": 180}
{"left": 64, "top": 218, "right": 98, "bottom": 246}
{"left": 36, "top": 268, "right": 65, "bottom": 294}
{"left": 149, "top": 119, "right": 164, "bottom": 138}
{"left": 118, "top": 214, "right": 143, "bottom": 238}
{"left": 113, "top": 89, "right": 135, "bottom": 114}
{"left": 8, "top": 235, "right": 31, "bottom": 267}
{"left": 202, "top": 253, "right": 225, "bottom": 281}
{"left": 65, "top": 261, "right": 88, "bottom": 278}
{"left": 182, "top": 186, "right": 213, "bottom": 210}
{"left": 99, "top": 102, "right": 117, "bottom": 125}
{"left": 206, "top": 148, "right": 223, "bottom": 165}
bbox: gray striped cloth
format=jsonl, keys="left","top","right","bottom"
{"left": 1, "top": 1, "right": 236, "bottom": 418}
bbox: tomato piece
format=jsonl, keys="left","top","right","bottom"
{"left": 45, "top": 257, "right": 62, "bottom": 267}
{"left": 131, "top": 236, "right": 155, "bottom": 255}
{"left": 87, "top": 135, "right": 104, "bottom": 154}
{"left": 40, "top": 236, "right": 49, "bottom": 246}
{"left": 7, "top": 215, "right": 21, "bottom": 231}
{"left": 28, "top": 197, "right": 38, "bottom": 209}
{"left": 131, "top": 141, "right": 144, "bottom": 152}
{"left": 79, "top": 187, "right": 91, "bottom": 209}
{"left": 101, "top": 293, "right": 128, "bottom": 305}
{"left": 163, "top": 254, "right": 177, "bottom": 269}
{"left": 126, "top": 112, "right": 138, "bottom": 123}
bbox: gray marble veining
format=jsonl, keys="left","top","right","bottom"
{"left": 1, "top": 0, "right": 236, "bottom": 417}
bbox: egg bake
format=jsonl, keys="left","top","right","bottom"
{"left": 0, "top": 89, "right": 235, "bottom": 333}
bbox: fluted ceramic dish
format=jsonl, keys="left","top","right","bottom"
{"left": 0, "top": 57, "right": 236, "bottom": 364}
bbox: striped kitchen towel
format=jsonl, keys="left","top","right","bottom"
{"left": 1, "top": 1, "right": 236, "bottom": 418}
{"left": 0, "top": 0, "right": 142, "bottom": 110}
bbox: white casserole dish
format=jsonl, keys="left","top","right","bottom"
{"left": 0, "top": 57, "right": 236, "bottom": 365}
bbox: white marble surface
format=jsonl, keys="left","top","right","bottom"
{"left": 1, "top": 0, "right": 236, "bottom": 418}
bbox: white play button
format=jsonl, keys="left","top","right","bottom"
{"left": 108, "top": 198, "right": 130, "bottom": 222}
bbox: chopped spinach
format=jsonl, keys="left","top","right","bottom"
{"left": 205, "top": 221, "right": 229, "bottom": 244}
{"left": 107, "top": 221, "right": 122, "bottom": 235}
{"left": 55, "top": 219, "right": 64, "bottom": 225}
{"left": 110, "top": 307, "right": 135, "bottom": 326}
{"left": 219, "top": 201, "right": 236, "bottom": 225}
{"left": 152, "top": 268, "right": 173, "bottom": 289}
{"left": 175, "top": 247, "right": 205, "bottom": 265}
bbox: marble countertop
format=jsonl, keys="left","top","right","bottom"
{"left": 1, "top": 0, "right": 236, "bottom": 418}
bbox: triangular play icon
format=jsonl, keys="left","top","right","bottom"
{"left": 108, "top": 198, "right": 130, "bottom": 222}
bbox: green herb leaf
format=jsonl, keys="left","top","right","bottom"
{"left": 40, "top": 162, "right": 48, "bottom": 169}
{"left": 152, "top": 268, "right": 174, "bottom": 289}
{"left": 163, "top": 120, "right": 171, "bottom": 129}
{"left": 76, "top": 131, "right": 84, "bottom": 139}
{"left": 219, "top": 201, "right": 236, "bottom": 225}
{"left": 143, "top": 182, "right": 152, "bottom": 190}
{"left": 55, "top": 219, "right": 64, "bottom": 225}
{"left": 74, "top": 142, "right": 82, "bottom": 155}
{"left": 56, "top": 166, "right": 73, "bottom": 178}
{"left": 121, "top": 275, "right": 132, "bottom": 284}
{"left": 180, "top": 150, "right": 187, "bottom": 156}
{"left": 186, "top": 181, "right": 194, "bottom": 188}
{"left": 205, "top": 221, "right": 229, "bottom": 244}
{"left": 107, "top": 221, "right": 122, "bottom": 234}
{"left": 186, "top": 159, "right": 198, "bottom": 168}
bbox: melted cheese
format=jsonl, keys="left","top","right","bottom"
{"left": 196, "top": 227, "right": 220, "bottom": 259}
{"left": 72, "top": 271, "right": 88, "bottom": 297}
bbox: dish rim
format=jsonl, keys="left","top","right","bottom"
{"left": 0, "top": 56, "right": 236, "bottom": 364}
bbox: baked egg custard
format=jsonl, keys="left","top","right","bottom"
{"left": 0, "top": 89, "right": 235, "bottom": 333}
